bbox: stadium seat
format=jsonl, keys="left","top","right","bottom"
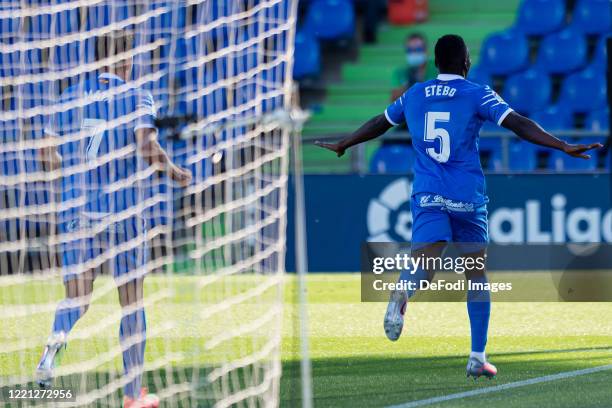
{"left": 559, "top": 66, "right": 607, "bottom": 113}
{"left": 480, "top": 30, "right": 529, "bottom": 75}
{"left": 146, "top": 3, "right": 187, "bottom": 38}
{"left": 293, "top": 30, "right": 321, "bottom": 79}
{"left": 0, "top": 18, "right": 22, "bottom": 43}
{"left": 50, "top": 43, "right": 81, "bottom": 70}
{"left": 23, "top": 49, "right": 45, "bottom": 74}
{"left": 585, "top": 108, "right": 609, "bottom": 131}
{"left": 369, "top": 144, "right": 414, "bottom": 174}
{"left": 26, "top": 14, "right": 52, "bottom": 40}
{"left": 305, "top": 0, "right": 355, "bottom": 40}
{"left": 502, "top": 68, "right": 551, "bottom": 115}
{"left": 55, "top": 9, "right": 80, "bottom": 34}
{"left": 549, "top": 148, "right": 599, "bottom": 171}
{"left": 593, "top": 35, "right": 609, "bottom": 68}
{"left": 262, "top": 65, "right": 287, "bottom": 112}
{"left": 572, "top": 0, "right": 611, "bottom": 35}
{"left": 0, "top": 51, "right": 21, "bottom": 78}
{"left": 537, "top": 28, "right": 587, "bottom": 74}
{"left": 515, "top": 0, "right": 566, "bottom": 35}
{"left": 478, "top": 137, "right": 504, "bottom": 172}
{"left": 508, "top": 140, "right": 537, "bottom": 172}
{"left": 530, "top": 104, "right": 574, "bottom": 130}
{"left": 467, "top": 65, "right": 492, "bottom": 86}
{"left": 86, "top": 4, "right": 131, "bottom": 29}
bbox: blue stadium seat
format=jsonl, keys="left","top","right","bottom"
{"left": 478, "top": 137, "right": 503, "bottom": 172}
{"left": 145, "top": 2, "right": 187, "bottom": 38}
{"left": 86, "top": 4, "right": 131, "bottom": 29}
{"left": 502, "top": 68, "right": 551, "bottom": 115}
{"left": 530, "top": 104, "right": 574, "bottom": 130}
{"left": 467, "top": 65, "right": 492, "bottom": 86}
{"left": 0, "top": 18, "right": 22, "bottom": 43}
{"left": 55, "top": 9, "right": 80, "bottom": 34}
{"left": 572, "top": 0, "right": 611, "bottom": 35}
{"left": 537, "top": 28, "right": 587, "bottom": 74}
{"left": 515, "top": 0, "right": 566, "bottom": 35}
{"left": 0, "top": 51, "right": 21, "bottom": 77}
{"left": 293, "top": 30, "right": 321, "bottom": 79}
{"left": 508, "top": 141, "right": 537, "bottom": 171}
{"left": 559, "top": 66, "right": 607, "bottom": 113}
{"left": 50, "top": 43, "right": 81, "bottom": 70}
{"left": 480, "top": 30, "right": 529, "bottom": 75}
{"left": 593, "top": 35, "right": 609, "bottom": 68}
{"left": 23, "top": 49, "right": 45, "bottom": 74}
{"left": 585, "top": 108, "right": 609, "bottom": 131}
{"left": 305, "top": 0, "right": 355, "bottom": 40}
{"left": 549, "top": 148, "right": 599, "bottom": 171}
{"left": 26, "top": 14, "right": 52, "bottom": 40}
{"left": 369, "top": 144, "right": 414, "bottom": 174}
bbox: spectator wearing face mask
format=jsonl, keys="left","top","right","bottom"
{"left": 391, "top": 33, "right": 429, "bottom": 100}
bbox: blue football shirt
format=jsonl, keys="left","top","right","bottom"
{"left": 385, "top": 73, "right": 513, "bottom": 204}
{"left": 44, "top": 72, "right": 157, "bottom": 223}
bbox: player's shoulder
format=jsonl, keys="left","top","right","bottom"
{"left": 461, "top": 80, "right": 496, "bottom": 96}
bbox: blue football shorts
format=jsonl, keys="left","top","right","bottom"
{"left": 411, "top": 192, "right": 488, "bottom": 253}
{"left": 59, "top": 215, "right": 148, "bottom": 284}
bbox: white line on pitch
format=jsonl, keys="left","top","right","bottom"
{"left": 386, "top": 364, "right": 612, "bottom": 408}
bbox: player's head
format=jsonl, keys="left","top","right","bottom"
{"left": 95, "top": 29, "right": 135, "bottom": 80}
{"left": 434, "top": 34, "right": 471, "bottom": 77}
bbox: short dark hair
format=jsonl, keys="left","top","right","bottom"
{"left": 434, "top": 34, "right": 468, "bottom": 74}
{"left": 95, "top": 29, "right": 134, "bottom": 62}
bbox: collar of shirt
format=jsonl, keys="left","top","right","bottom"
{"left": 437, "top": 74, "right": 464, "bottom": 81}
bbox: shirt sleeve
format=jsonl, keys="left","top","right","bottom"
{"left": 134, "top": 90, "right": 157, "bottom": 132}
{"left": 476, "top": 85, "right": 513, "bottom": 126}
{"left": 384, "top": 92, "right": 407, "bottom": 126}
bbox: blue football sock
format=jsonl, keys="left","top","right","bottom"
{"left": 399, "top": 263, "right": 429, "bottom": 298}
{"left": 52, "top": 298, "right": 85, "bottom": 334}
{"left": 120, "top": 308, "right": 147, "bottom": 399}
{"left": 467, "top": 275, "right": 491, "bottom": 353}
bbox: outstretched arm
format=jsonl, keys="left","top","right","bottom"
{"left": 501, "top": 111, "right": 602, "bottom": 159}
{"left": 315, "top": 114, "right": 394, "bottom": 157}
{"left": 136, "top": 128, "right": 192, "bottom": 187}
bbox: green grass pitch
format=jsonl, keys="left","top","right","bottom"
{"left": 1, "top": 274, "right": 612, "bottom": 407}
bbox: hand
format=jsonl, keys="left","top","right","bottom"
{"left": 171, "top": 166, "right": 192, "bottom": 187}
{"left": 315, "top": 141, "right": 346, "bottom": 158}
{"left": 562, "top": 142, "right": 603, "bottom": 160}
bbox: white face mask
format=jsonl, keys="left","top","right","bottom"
{"left": 406, "top": 52, "right": 427, "bottom": 67}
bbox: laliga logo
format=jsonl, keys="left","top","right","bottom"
{"left": 367, "top": 178, "right": 412, "bottom": 242}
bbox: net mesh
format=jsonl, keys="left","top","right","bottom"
{"left": 0, "top": 1, "right": 296, "bottom": 406}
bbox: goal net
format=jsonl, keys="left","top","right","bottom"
{"left": 0, "top": 1, "right": 297, "bottom": 406}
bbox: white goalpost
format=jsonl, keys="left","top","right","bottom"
{"left": 0, "top": 1, "right": 302, "bottom": 406}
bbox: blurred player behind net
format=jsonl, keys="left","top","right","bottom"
{"left": 36, "top": 29, "right": 191, "bottom": 407}
{"left": 317, "top": 34, "right": 602, "bottom": 380}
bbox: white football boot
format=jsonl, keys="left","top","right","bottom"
{"left": 36, "top": 331, "right": 67, "bottom": 387}
{"left": 384, "top": 288, "right": 408, "bottom": 341}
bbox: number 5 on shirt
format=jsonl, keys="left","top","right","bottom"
{"left": 424, "top": 111, "right": 450, "bottom": 163}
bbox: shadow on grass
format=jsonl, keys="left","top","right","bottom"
{"left": 280, "top": 345, "right": 612, "bottom": 408}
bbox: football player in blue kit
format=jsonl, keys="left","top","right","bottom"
{"left": 36, "top": 30, "right": 191, "bottom": 407}
{"left": 316, "top": 34, "right": 602, "bottom": 379}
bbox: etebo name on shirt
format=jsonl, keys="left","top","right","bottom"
{"left": 425, "top": 84, "right": 456, "bottom": 98}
